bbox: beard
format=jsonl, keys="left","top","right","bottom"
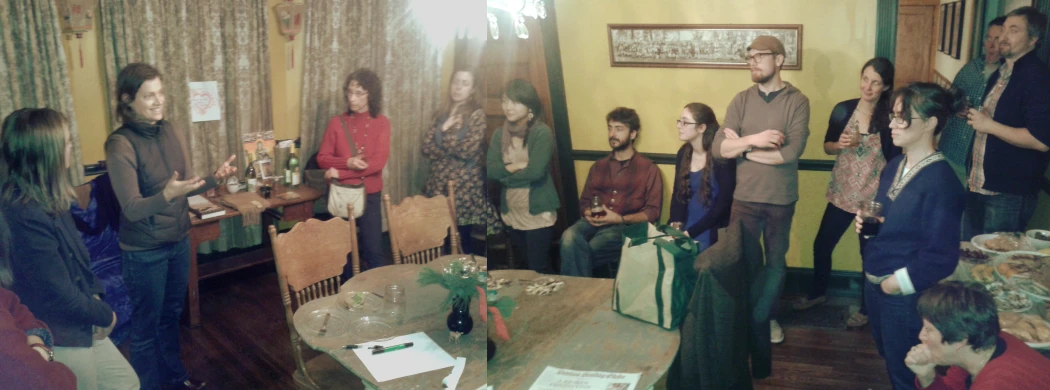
{"left": 751, "top": 69, "right": 775, "bottom": 84}
{"left": 610, "top": 137, "right": 632, "bottom": 152}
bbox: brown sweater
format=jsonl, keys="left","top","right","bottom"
{"left": 712, "top": 83, "right": 810, "bottom": 205}
{"left": 105, "top": 120, "right": 217, "bottom": 250}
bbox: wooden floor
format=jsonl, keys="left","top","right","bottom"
{"left": 154, "top": 264, "right": 892, "bottom": 389}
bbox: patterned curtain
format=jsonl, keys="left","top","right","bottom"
{"left": 299, "top": 0, "right": 446, "bottom": 203}
{"left": 98, "top": 0, "right": 272, "bottom": 178}
{"left": 98, "top": 0, "right": 273, "bottom": 251}
{"left": 0, "top": 0, "right": 84, "bottom": 184}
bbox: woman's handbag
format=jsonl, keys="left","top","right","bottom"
{"left": 327, "top": 116, "right": 366, "bottom": 219}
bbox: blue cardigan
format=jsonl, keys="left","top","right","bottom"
{"left": 862, "top": 154, "right": 964, "bottom": 293}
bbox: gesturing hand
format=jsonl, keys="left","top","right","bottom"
{"left": 213, "top": 154, "right": 238, "bottom": 180}
{"left": 162, "top": 172, "right": 205, "bottom": 201}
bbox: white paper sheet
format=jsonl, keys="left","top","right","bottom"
{"left": 349, "top": 332, "right": 455, "bottom": 382}
{"left": 529, "top": 366, "right": 641, "bottom": 390}
{"left": 442, "top": 357, "right": 467, "bottom": 389}
{"left": 188, "top": 81, "right": 221, "bottom": 122}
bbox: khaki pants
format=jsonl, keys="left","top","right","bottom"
{"left": 53, "top": 338, "right": 140, "bottom": 390}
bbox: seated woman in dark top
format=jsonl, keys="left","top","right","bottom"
{"left": 853, "top": 83, "right": 966, "bottom": 389}
{"left": 668, "top": 102, "right": 735, "bottom": 252}
{"left": 1, "top": 108, "right": 139, "bottom": 389}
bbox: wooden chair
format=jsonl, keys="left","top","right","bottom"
{"left": 269, "top": 204, "right": 362, "bottom": 390}
{"left": 383, "top": 180, "right": 460, "bottom": 265}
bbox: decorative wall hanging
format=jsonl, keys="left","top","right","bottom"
{"left": 55, "top": 0, "right": 96, "bottom": 68}
{"left": 608, "top": 24, "right": 803, "bottom": 70}
{"left": 274, "top": 1, "right": 305, "bottom": 69}
{"left": 487, "top": 0, "right": 546, "bottom": 39}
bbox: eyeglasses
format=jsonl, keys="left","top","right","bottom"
{"left": 676, "top": 119, "right": 698, "bottom": 126}
{"left": 347, "top": 90, "right": 369, "bottom": 98}
{"left": 744, "top": 52, "right": 775, "bottom": 64}
{"left": 888, "top": 113, "right": 923, "bottom": 125}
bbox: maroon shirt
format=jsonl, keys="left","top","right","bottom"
{"left": 578, "top": 152, "right": 663, "bottom": 223}
{"left": 0, "top": 287, "right": 76, "bottom": 390}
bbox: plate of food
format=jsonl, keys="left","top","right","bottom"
{"left": 995, "top": 289, "right": 1033, "bottom": 313}
{"left": 999, "top": 312, "right": 1050, "bottom": 349}
{"left": 994, "top": 251, "right": 1048, "bottom": 280}
{"left": 1027, "top": 230, "right": 1050, "bottom": 251}
{"left": 970, "top": 264, "right": 997, "bottom": 284}
{"left": 972, "top": 232, "right": 1035, "bottom": 254}
{"left": 960, "top": 248, "right": 992, "bottom": 264}
{"left": 1014, "top": 278, "right": 1050, "bottom": 302}
{"left": 337, "top": 290, "right": 382, "bottom": 313}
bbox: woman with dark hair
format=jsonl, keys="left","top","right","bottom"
{"left": 487, "top": 79, "right": 559, "bottom": 273}
{"left": 906, "top": 281, "right": 1050, "bottom": 389}
{"left": 794, "top": 58, "right": 900, "bottom": 329}
{"left": 668, "top": 103, "right": 735, "bottom": 251}
{"left": 3, "top": 108, "right": 138, "bottom": 389}
{"left": 105, "top": 63, "right": 235, "bottom": 389}
{"left": 318, "top": 68, "right": 390, "bottom": 278}
{"left": 422, "top": 68, "right": 502, "bottom": 255}
{"left": 854, "top": 82, "right": 966, "bottom": 389}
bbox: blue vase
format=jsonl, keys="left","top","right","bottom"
{"left": 447, "top": 297, "right": 473, "bottom": 335}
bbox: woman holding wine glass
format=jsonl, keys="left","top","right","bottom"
{"left": 667, "top": 103, "right": 735, "bottom": 252}
{"left": 852, "top": 83, "right": 965, "bottom": 390}
{"left": 793, "top": 58, "right": 900, "bottom": 330}
{"left": 486, "top": 79, "right": 559, "bottom": 274}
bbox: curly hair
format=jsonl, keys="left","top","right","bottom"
{"left": 344, "top": 68, "right": 383, "bottom": 118}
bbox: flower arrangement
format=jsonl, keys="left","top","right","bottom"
{"left": 417, "top": 257, "right": 484, "bottom": 308}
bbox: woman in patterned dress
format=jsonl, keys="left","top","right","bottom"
{"left": 422, "top": 68, "right": 502, "bottom": 256}
{"left": 793, "top": 58, "right": 900, "bottom": 329}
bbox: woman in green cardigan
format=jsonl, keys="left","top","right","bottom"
{"left": 487, "top": 79, "right": 560, "bottom": 273}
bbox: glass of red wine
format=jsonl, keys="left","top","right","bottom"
{"left": 860, "top": 201, "right": 883, "bottom": 239}
{"left": 590, "top": 196, "right": 606, "bottom": 218}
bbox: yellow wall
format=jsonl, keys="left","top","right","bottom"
{"left": 557, "top": 0, "right": 879, "bottom": 272}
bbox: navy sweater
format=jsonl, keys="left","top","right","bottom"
{"left": 862, "top": 155, "right": 964, "bottom": 292}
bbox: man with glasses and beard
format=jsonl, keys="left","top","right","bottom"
{"left": 560, "top": 107, "right": 663, "bottom": 277}
{"left": 712, "top": 35, "right": 811, "bottom": 345}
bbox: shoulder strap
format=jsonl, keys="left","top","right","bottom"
{"left": 338, "top": 115, "right": 357, "bottom": 157}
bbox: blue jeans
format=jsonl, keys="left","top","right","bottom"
{"left": 559, "top": 220, "right": 625, "bottom": 277}
{"left": 730, "top": 200, "right": 796, "bottom": 322}
{"left": 865, "top": 280, "right": 922, "bottom": 390}
{"left": 342, "top": 192, "right": 389, "bottom": 280}
{"left": 122, "top": 238, "right": 191, "bottom": 390}
{"left": 963, "top": 191, "right": 1038, "bottom": 240}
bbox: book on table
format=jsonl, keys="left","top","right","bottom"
{"left": 188, "top": 195, "right": 226, "bottom": 219}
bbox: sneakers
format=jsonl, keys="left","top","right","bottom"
{"left": 846, "top": 312, "right": 869, "bottom": 328}
{"left": 770, "top": 320, "right": 784, "bottom": 344}
{"left": 791, "top": 295, "right": 827, "bottom": 311}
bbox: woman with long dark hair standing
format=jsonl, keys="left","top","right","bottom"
{"left": 4, "top": 108, "right": 138, "bottom": 389}
{"left": 487, "top": 79, "right": 559, "bottom": 273}
{"left": 668, "top": 103, "right": 735, "bottom": 251}
{"left": 105, "top": 63, "right": 236, "bottom": 389}
{"left": 318, "top": 68, "right": 391, "bottom": 279}
{"left": 422, "top": 68, "right": 502, "bottom": 255}
{"left": 793, "top": 58, "right": 900, "bottom": 330}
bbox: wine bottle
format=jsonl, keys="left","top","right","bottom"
{"left": 288, "top": 147, "right": 300, "bottom": 187}
{"left": 245, "top": 150, "right": 258, "bottom": 192}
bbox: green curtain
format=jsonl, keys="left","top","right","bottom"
{"left": 0, "top": 0, "right": 84, "bottom": 184}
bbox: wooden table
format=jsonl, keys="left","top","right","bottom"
{"left": 293, "top": 256, "right": 487, "bottom": 389}
{"left": 487, "top": 270, "right": 680, "bottom": 389}
{"left": 186, "top": 183, "right": 324, "bottom": 327}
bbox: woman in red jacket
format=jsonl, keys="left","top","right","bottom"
{"left": 318, "top": 68, "right": 390, "bottom": 278}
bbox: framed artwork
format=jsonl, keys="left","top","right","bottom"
{"left": 952, "top": 0, "right": 966, "bottom": 59}
{"left": 607, "top": 24, "right": 803, "bottom": 70}
{"left": 939, "top": 4, "right": 948, "bottom": 53}
{"left": 948, "top": 3, "right": 957, "bottom": 58}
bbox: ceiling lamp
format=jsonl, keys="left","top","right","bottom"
{"left": 487, "top": 0, "right": 546, "bottom": 39}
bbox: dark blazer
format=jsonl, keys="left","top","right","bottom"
{"left": 980, "top": 51, "right": 1050, "bottom": 195}
{"left": 824, "top": 99, "right": 902, "bottom": 162}
{"left": 668, "top": 145, "right": 736, "bottom": 242}
{"left": 3, "top": 200, "right": 112, "bottom": 347}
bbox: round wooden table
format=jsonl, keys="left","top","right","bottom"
{"left": 487, "top": 270, "right": 680, "bottom": 389}
{"left": 293, "top": 256, "right": 487, "bottom": 389}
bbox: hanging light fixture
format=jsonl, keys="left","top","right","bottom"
{"left": 487, "top": 0, "right": 546, "bottom": 40}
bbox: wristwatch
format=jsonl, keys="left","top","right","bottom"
{"left": 29, "top": 343, "right": 53, "bottom": 362}
{"left": 742, "top": 146, "right": 754, "bottom": 159}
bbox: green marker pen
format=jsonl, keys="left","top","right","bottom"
{"left": 371, "top": 342, "right": 414, "bottom": 355}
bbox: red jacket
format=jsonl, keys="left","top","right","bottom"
{"left": 317, "top": 112, "right": 391, "bottom": 194}
{"left": 918, "top": 332, "right": 1050, "bottom": 389}
{"left": 0, "top": 287, "right": 76, "bottom": 390}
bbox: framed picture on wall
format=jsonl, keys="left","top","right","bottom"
{"left": 952, "top": 0, "right": 966, "bottom": 59}
{"left": 607, "top": 24, "right": 803, "bottom": 70}
{"left": 944, "top": 4, "right": 953, "bottom": 53}
{"left": 948, "top": 3, "right": 957, "bottom": 58}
